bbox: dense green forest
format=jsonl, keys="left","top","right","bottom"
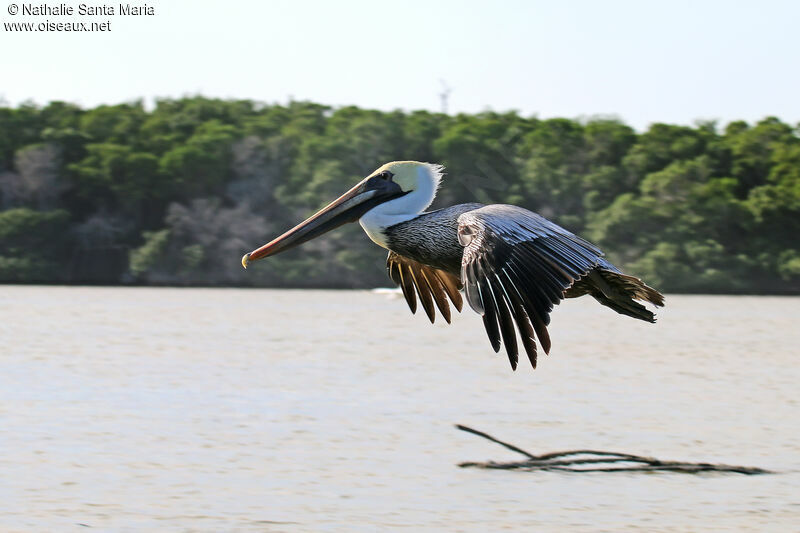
{"left": 0, "top": 97, "right": 798, "bottom": 293}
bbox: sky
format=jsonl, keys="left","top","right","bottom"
{"left": 1, "top": 0, "right": 798, "bottom": 130}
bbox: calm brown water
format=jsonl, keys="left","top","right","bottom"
{"left": 1, "top": 286, "right": 798, "bottom": 532}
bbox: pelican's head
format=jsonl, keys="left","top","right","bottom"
{"left": 242, "top": 161, "right": 443, "bottom": 268}
{"left": 368, "top": 161, "right": 442, "bottom": 212}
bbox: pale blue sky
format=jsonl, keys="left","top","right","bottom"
{"left": 2, "top": 0, "right": 798, "bottom": 130}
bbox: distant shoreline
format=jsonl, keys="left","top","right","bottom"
{"left": 2, "top": 282, "right": 798, "bottom": 297}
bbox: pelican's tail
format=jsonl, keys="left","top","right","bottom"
{"left": 565, "top": 264, "right": 665, "bottom": 323}
{"left": 590, "top": 268, "right": 665, "bottom": 322}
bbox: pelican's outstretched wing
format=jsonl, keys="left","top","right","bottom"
{"left": 386, "top": 251, "right": 463, "bottom": 324}
{"left": 457, "top": 205, "right": 607, "bottom": 370}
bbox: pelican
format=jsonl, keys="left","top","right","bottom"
{"left": 242, "top": 161, "right": 664, "bottom": 370}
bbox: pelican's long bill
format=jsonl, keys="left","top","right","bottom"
{"left": 242, "top": 173, "right": 407, "bottom": 268}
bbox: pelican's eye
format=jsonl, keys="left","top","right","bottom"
{"left": 378, "top": 170, "right": 394, "bottom": 181}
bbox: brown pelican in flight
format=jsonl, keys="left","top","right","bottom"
{"left": 242, "top": 162, "right": 664, "bottom": 370}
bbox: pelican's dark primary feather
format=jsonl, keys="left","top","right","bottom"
{"left": 386, "top": 252, "right": 463, "bottom": 324}
{"left": 458, "top": 205, "right": 607, "bottom": 369}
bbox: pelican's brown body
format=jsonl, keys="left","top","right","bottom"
{"left": 384, "top": 203, "right": 482, "bottom": 274}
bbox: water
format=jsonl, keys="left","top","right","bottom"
{"left": 1, "top": 286, "right": 798, "bottom": 532}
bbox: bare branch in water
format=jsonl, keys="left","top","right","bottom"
{"left": 455, "top": 425, "right": 773, "bottom": 475}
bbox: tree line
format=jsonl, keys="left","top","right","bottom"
{"left": 1, "top": 97, "right": 798, "bottom": 293}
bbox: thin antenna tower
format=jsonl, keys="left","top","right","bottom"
{"left": 439, "top": 80, "right": 451, "bottom": 114}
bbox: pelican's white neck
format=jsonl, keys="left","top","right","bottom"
{"left": 359, "top": 164, "right": 442, "bottom": 248}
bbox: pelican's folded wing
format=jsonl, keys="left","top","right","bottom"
{"left": 457, "top": 205, "right": 604, "bottom": 370}
{"left": 386, "top": 251, "right": 463, "bottom": 324}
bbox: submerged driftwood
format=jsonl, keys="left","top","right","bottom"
{"left": 456, "top": 425, "right": 772, "bottom": 475}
